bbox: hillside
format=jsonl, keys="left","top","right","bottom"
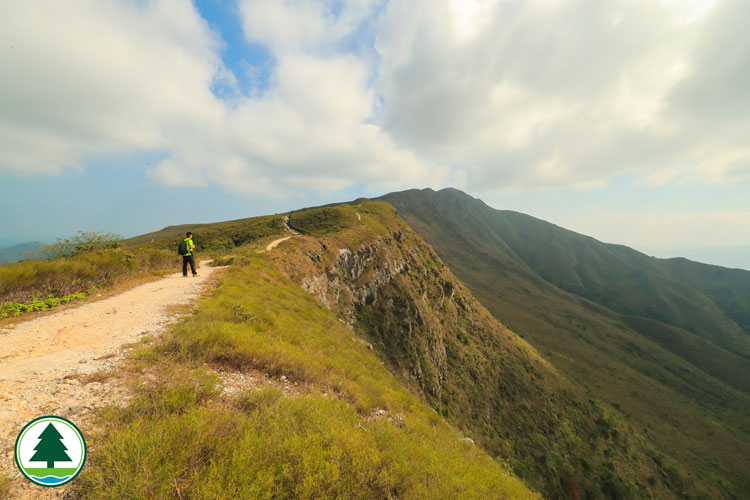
{"left": 381, "top": 188, "right": 750, "bottom": 499}
{"left": 264, "top": 202, "right": 702, "bottom": 499}
{"left": 63, "top": 203, "right": 542, "bottom": 500}
{"left": 56, "top": 200, "right": 700, "bottom": 499}
{"left": 16, "top": 195, "right": 745, "bottom": 498}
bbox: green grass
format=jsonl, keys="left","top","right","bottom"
{"left": 272, "top": 207, "right": 691, "bottom": 499}
{"left": 288, "top": 207, "right": 360, "bottom": 236}
{"left": 122, "top": 213, "right": 285, "bottom": 251}
{"left": 73, "top": 251, "right": 539, "bottom": 499}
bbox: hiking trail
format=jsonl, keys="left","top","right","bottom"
{"left": 0, "top": 261, "right": 223, "bottom": 498}
{"left": 264, "top": 215, "right": 300, "bottom": 251}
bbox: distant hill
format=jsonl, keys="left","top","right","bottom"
{"left": 641, "top": 245, "right": 750, "bottom": 271}
{"left": 0, "top": 242, "right": 43, "bottom": 263}
{"left": 381, "top": 187, "right": 750, "bottom": 499}
{"left": 383, "top": 188, "right": 750, "bottom": 360}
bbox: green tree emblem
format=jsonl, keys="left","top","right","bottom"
{"left": 30, "top": 423, "right": 71, "bottom": 468}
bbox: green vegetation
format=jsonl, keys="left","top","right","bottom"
{"left": 382, "top": 187, "right": 750, "bottom": 499}
{"left": 288, "top": 206, "right": 360, "bottom": 236}
{"left": 40, "top": 231, "right": 123, "bottom": 258}
{"left": 21, "top": 193, "right": 748, "bottom": 499}
{"left": 122, "top": 213, "right": 285, "bottom": 251}
{"left": 1, "top": 291, "right": 85, "bottom": 318}
{"left": 0, "top": 247, "right": 176, "bottom": 316}
{"left": 74, "top": 248, "right": 538, "bottom": 499}
{"left": 272, "top": 204, "right": 687, "bottom": 499}
{"left": 386, "top": 189, "right": 750, "bottom": 360}
{"left": 0, "top": 215, "right": 286, "bottom": 318}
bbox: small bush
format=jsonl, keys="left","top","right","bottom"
{"left": 235, "top": 386, "right": 283, "bottom": 413}
{"left": 288, "top": 207, "right": 359, "bottom": 236}
{"left": 210, "top": 255, "right": 235, "bottom": 266}
{"left": 125, "top": 366, "right": 222, "bottom": 418}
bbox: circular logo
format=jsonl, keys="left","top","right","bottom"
{"left": 14, "top": 416, "right": 87, "bottom": 487}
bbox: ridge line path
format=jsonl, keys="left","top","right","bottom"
{"left": 265, "top": 215, "right": 300, "bottom": 251}
{"left": 0, "top": 260, "right": 224, "bottom": 493}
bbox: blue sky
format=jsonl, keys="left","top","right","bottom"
{"left": 1, "top": 0, "right": 749, "bottom": 267}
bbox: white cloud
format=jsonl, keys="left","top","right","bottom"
{"left": 374, "top": 0, "right": 741, "bottom": 190}
{"left": 1, "top": 0, "right": 447, "bottom": 196}
{"left": 0, "top": 0, "right": 224, "bottom": 174}
{"left": 1, "top": 0, "right": 747, "bottom": 200}
{"left": 239, "top": 0, "right": 380, "bottom": 54}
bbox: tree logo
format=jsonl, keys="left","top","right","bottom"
{"left": 14, "top": 416, "right": 87, "bottom": 487}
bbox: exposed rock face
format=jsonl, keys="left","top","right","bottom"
{"left": 301, "top": 232, "right": 407, "bottom": 323}
{"left": 291, "top": 230, "right": 449, "bottom": 402}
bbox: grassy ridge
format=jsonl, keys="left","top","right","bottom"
{"left": 74, "top": 251, "right": 538, "bottom": 499}
{"left": 123, "top": 214, "right": 285, "bottom": 251}
{"left": 44, "top": 192, "right": 748, "bottom": 498}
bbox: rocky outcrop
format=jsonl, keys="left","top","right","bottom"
{"left": 301, "top": 232, "right": 408, "bottom": 325}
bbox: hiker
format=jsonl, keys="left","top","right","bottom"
{"left": 181, "top": 232, "right": 197, "bottom": 277}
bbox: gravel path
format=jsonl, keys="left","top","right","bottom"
{"left": 0, "top": 261, "right": 223, "bottom": 498}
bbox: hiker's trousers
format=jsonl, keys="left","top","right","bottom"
{"left": 183, "top": 255, "right": 197, "bottom": 276}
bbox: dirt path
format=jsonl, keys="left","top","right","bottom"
{"left": 265, "top": 216, "right": 300, "bottom": 251}
{"left": 0, "top": 261, "right": 223, "bottom": 497}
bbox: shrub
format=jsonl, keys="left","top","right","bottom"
{"left": 40, "top": 231, "right": 123, "bottom": 258}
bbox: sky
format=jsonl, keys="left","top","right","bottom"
{"left": 1, "top": 0, "right": 749, "bottom": 266}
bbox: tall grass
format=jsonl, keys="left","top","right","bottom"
{"left": 0, "top": 247, "right": 177, "bottom": 309}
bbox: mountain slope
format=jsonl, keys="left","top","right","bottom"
{"left": 384, "top": 188, "right": 750, "bottom": 360}
{"left": 381, "top": 188, "right": 750, "bottom": 499}
{"left": 268, "top": 202, "right": 699, "bottom": 499}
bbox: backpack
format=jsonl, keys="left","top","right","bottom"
{"left": 177, "top": 240, "right": 188, "bottom": 256}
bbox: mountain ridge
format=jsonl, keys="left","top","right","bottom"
{"left": 380, "top": 187, "right": 750, "bottom": 499}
